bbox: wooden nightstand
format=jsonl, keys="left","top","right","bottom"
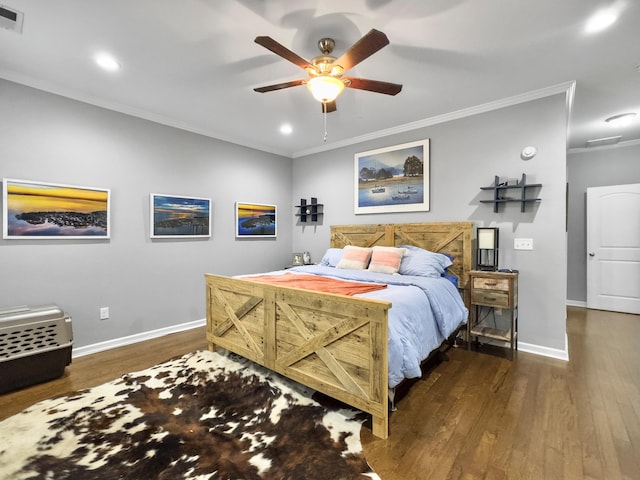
{"left": 467, "top": 270, "right": 518, "bottom": 359}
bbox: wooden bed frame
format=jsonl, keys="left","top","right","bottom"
{"left": 205, "top": 222, "right": 473, "bottom": 439}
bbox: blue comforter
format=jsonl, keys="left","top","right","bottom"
{"left": 265, "top": 265, "right": 469, "bottom": 388}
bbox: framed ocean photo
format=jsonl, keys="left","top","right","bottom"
{"left": 150, "top": 193, "right": 211, "bottom": 238}
{"left": 235, "top": 202, "right": 277, "bottom": 238}
{"left": 2, "top": 178, "right": 110, "bottom": 239}
{"left": 354, "top": 139, "right": 430, "bottom": 214}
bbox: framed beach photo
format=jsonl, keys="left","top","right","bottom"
{"left": 354, "top": 139, "right": 430, "bottom": 214}
{"left": 150, "top": 193, "right": 211, "bottom": 238}
{"left": 235, "top": 202, "right": 277, "bottom": 238}
{"left": 2, "top": 178, "right": 110, "bottom": 239}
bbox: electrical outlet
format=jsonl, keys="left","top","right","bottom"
{"left": 514, "top": 238, "right": 533, "bottom": 250}
{"left": 100, "top": 307, "right": 109, "bottom": 320}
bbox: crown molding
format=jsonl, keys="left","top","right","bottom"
{"left": 0, "top": 71, "right": 288, "bottom": 157}
{"left": 1, "top": 70, "right": 577, "bottom": 160}
{"left": 293, "top": 81, "right": 576, "bottom": 158}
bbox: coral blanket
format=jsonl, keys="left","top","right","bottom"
{"left": 247, "top": 273, "right": 387, "bottom": 296}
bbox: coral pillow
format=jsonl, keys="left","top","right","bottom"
{"left": 336, "top": 246, "right": 373, "bottom": 270}
{"left": 368, "top": 246, "right": 407, "bottom": 274}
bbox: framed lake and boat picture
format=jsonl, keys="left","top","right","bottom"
{"left": 354, "top": 139, "right": 430, "bottom": 214}
{"left": 2, "top": 178, "right": 110, "bottom": 239}
{"left": 235, "top": 202, "right": 277, "bottom": 238}
{"left": 150, "top": 193, "right": 211, "bottom": 238}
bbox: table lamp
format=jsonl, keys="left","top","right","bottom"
{"left": 477, "top": 227, "right": 499, "bottom": 271}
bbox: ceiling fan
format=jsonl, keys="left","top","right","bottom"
{"left": 253, "top": 29, "right": 402, "bottom": 113}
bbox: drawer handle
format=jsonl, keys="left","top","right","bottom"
{"left": 485, "top": 282, "right": 497, "bottom": 286}
{"left": 485, "top": 297, "right": 497, "bottom": 301}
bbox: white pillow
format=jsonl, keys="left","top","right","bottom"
{"left": 368, "top": 246, "right": 407, "bottom": 274}
{"left": 336, "top": 245, "right": 373, "bottom": 270}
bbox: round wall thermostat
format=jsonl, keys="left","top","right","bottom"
{"left": 521, "top": 146, "right": 537, "bottom": 160}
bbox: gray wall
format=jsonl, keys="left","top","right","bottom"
{"left": 567, "top": 142, "right": 640, "bottom": 303}
{"left": 0, "top": 79, "right": 292, "bottom": 348}
{"left": 1, "top": 79, "right": 570, "bottom": 356}
{"left": 293, "top": 94, "right": 569, "bottom": 353}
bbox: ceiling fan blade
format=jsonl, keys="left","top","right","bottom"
{"left": 255, "top": 36, "right": 315, "bottom": 70}
{"left": 254, "top": 79, "right": 307, "bottom": 93}
{"left": 343, "top": 77, "right": 402, "bottom": 95}
{"left": 322, "top": 101, "right": 337, "bottom": 113}
{"left": 333, "top": 29, "right": 390, "bottom": 73}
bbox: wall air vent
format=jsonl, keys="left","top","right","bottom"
{"left": 0, "top": 4, "right": 23, "bottom": 33}
{"left": 586, "top": 135, "right": 621, "bottom": 148}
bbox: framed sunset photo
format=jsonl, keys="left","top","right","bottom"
{"left": 3, "top": 178, "right": 110, "bottom": 239}
{"left": 235, "top": 202, "right": 277, "bottom": 238}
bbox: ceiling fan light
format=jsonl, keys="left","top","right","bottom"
{"left": 306, "top": 76, "right": 345, "bottom": 103}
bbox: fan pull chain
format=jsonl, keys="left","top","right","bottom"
{"left": 323, "top": 107, "right": 328, "bottom": 142}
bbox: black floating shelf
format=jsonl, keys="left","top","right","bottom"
{"left": 295, "top": 197, "right": 323, "bottom": 222}
{"left": 480, "top": 173, "right": 541, "bottom": 213}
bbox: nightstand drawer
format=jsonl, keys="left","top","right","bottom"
{"left": 471, "top": 289, "right": 510, "bottom": 307}
{"left": 472, "top": 277, "right": 510, "bottom": 291}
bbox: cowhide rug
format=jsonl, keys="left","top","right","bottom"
{"left": 0, "top": 350, "right": 380, "bottom": 480}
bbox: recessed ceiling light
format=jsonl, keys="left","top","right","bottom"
{"left": 605, "top": 113, "right": 637, "bottom": 127}
{"left": 280, "top": 124, "right": 293, "bottom": 135}
{"left": 585, "top": 9, "right": 618, "bottom": 33}
{"left": 94, "top": 53, "right": 120, "bottom": 72}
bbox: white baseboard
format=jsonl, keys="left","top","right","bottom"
{"left": 72, "top": 318, "right": 206, "bottom": 359}
{"left": 73, "top": 317, "right": 571, "bottom": 363}
{"left": 518, "top": 333, "right": 569, "bottom": 361}
{"left": 566, "top": 299, "right": 587, "bottom": 308}
{"left": 477, "top": 338, "right": 569, "bottom": 362}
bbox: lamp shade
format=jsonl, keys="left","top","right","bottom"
{"left": 476, "top": 227, "right": 499, "bottom": 271}
{"left": 306, "top": 76, "right": 345, "bottom": 103}
{"left": 478, "top": 228, "right": 496, "bottom": 249}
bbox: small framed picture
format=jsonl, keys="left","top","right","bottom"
{"left": 292, "top": 253, "right": 304, "bottom": 266}
{"left": 235, "top": 202, "right": 277, "bottom": 238}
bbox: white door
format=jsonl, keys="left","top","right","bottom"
{"left": 586, "top": 183, "right": 640, "bottom": 314}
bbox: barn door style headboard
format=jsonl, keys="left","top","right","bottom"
{"left": 330, "top": 222, "right": 473, "bottom": 290}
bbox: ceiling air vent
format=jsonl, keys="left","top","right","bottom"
{"left": 586, "top": 135, "right": 621, "bottom": 148}
{"left": 0, "top": 4, "right": 23, "bottom": 33}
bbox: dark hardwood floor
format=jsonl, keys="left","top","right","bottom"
{"left": 1, "top": 307, "right": 638, "bottom": 479}
{"left": 0, "top": 328, "right": 209, "bottom": 421}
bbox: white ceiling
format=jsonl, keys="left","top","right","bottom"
{"left": 1, "top": 0, "right": 639, "bottom": 158}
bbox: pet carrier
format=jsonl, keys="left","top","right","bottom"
{"left": 0, "top": 305, "right": 73, "bottom": 394}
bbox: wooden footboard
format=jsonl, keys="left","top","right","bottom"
{"left": 205, "top": 274, "right": 392, "bottom": 438}
{"left": 205, "top": 221, "right": 473, "bottom": 439}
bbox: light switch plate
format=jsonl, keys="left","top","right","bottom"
{"left": 514, "top": 238, "right": 533, "bottom": 250}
